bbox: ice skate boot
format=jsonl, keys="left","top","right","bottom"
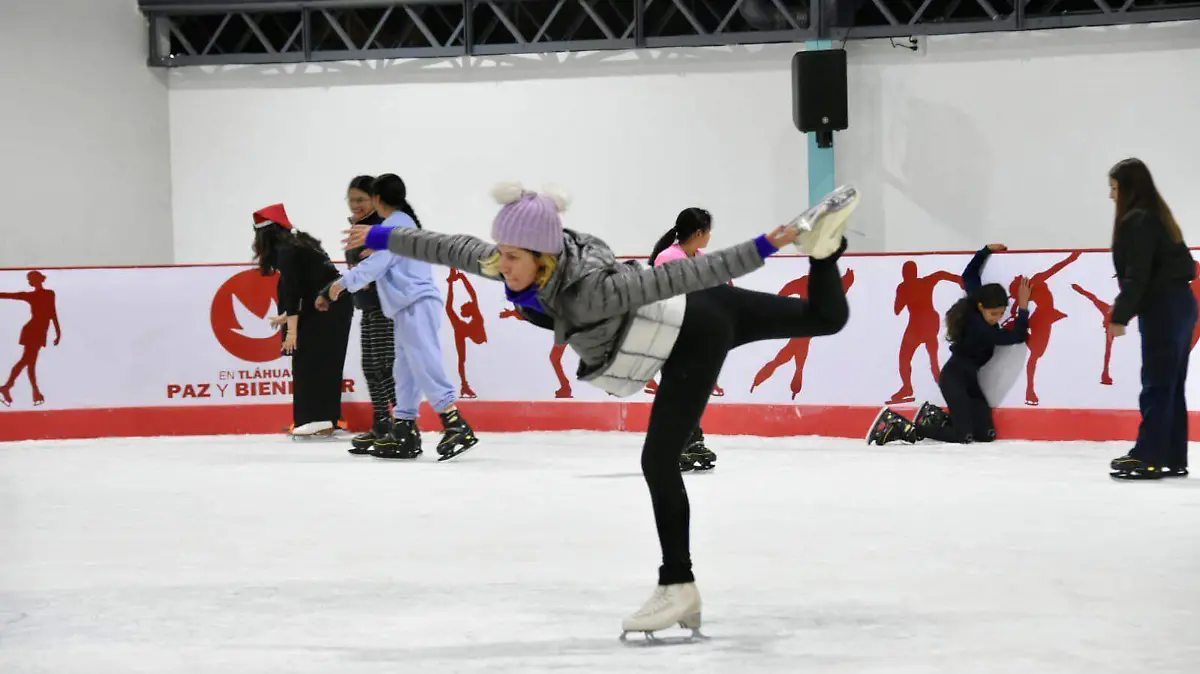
{"left": 435, "top": 409, "right": 478, "bottom": 461}
{"left": 1110, "top": 455, "right": 1163, "bottom": 480}
{"left": 680, "top": 437, "right": 716, "bottom": 472}
{"left": 913, "top": 401, "right": 950, "bottom": 430}
{"left": 866, "top": 407, "right": 918, "bottom": 446}
{"left": 789, "top": 184, "right": 858, "bottom": 260}
{"left": 290, "top": 421, "right": 335, "bottom": 440}
{"left": 350, "top": 418, "right": 392, "bottom": 455}
{"left": 0, "top": 385, "right": 11, "bottom": 407}
{"left": 370, "top": 419, "right": 422, "bottom": 460}
{"left": 620, "top": 583, "right": 706, "bottom": 645}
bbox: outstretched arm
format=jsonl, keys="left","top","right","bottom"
{"left": 575, "top": 236, "right": 773, "bottom": 320}
{"left": 962, "top": 247, "right": 993, "bottom": 295}
{"left": 361, "top": 226, "right": 500, "bottom": 280}
{"left": 930, "top": 271, "right": 965, "bottom": 289}
{"left": 339, "top": 248, "right": 394, "bottom": 292}
{"left": 0, "top": 292, "right": 29, "bottom": 301}
{"left": 1038, "top": 250, "right": 1082, "bottom": 282}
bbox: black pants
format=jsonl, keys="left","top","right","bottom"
{"left": 1132, "top": 285, "right": 1197, "bottom": 468}
{"left": 291, "top": 296, "right": 354, "bottom": 427}
{"left": 919, "top": 357, "right": 995, "bottom": 444}
{"left": 645, "top": 251, "right": 850, "bottom": 586}
{"left": 360, "top": 308, "right": 397, "bottom": 423}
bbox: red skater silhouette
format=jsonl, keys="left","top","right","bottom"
{"left": 0, "top": 271, "right": 61, "bottom": 407}
{"left": 1071, "top": 283, "right": 1115, "bottom": 386}
{"left": 751, "top": 269, "right": 855, "bottom": 399}
{"left": 1191, "top": 261, "right": 1200, "bottom": 350}
{"left": 1005, "top": 251, "right": 1081, "bottom": 406}
{"left": 499, "top": 306, "right": 573, "bottom": 398}
{"left": 887, "top": 261, "right": 964, "bottom": 404}
{"left": 445, "top": 268, "right": 486, "bottom": 399}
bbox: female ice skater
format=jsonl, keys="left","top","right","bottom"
{"left": 319, "top": 174, "right": 478, "bottom": 461}
{"left": 0, "top": 271, "right": 60, "bottom": 407}
{"left": 342, "top": 180, "right": 857, "bottom": 639}
{"left": 253, "top": 204, "right": 354, "bottom": 437}
{"left": 867, "top": 244, "right": 1031, "bottom": 446}
{"left": 342, "top": 175, "right": 397, "bottom": 454}
{"left": 1106, "top": 158, "right": 1196, "bottom": 480}
{"left": 649, "top": 207, "right": 719, "bottom": 472}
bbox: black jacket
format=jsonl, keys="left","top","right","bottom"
{"left": 345, "top": 211, "right": 386, "bottom": 311}
{"left": 276, "top": 240, "right": 342, "bottom": 316}
{"left": 946, "top": 247, "right": 1030, "bottom": 370}
{"left": 1111, "top": 208, "right": 1196, "bottom": 326}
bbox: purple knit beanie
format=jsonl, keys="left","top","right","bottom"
{"left": 490, "top": 181, "right": 569, "bottom": 255}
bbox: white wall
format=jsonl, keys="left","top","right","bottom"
{"left": 841, "top": 21, "right": 1200, "bottom": 252}
{"left": 0, "top": 0, "right": 174, "bottom": 268}
{"left": 167, "top": 48, "right": 809, "bottom": 263}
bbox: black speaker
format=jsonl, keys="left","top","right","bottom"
{"left": 792, "top": 49, "right": 848, "bottom": 135}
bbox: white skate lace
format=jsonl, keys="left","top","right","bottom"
{"left": 633, "top": 587, "right": 672, "bottom": 617}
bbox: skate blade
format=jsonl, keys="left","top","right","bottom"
{"left": 437, "top": 437, "right": 479, "bottom": 462}
{"left": 619, "top": 629, "right": 709, "bottom": 647}
{"left": 1110, "top": 471, "right": 1163, "bottom": 481}
{"left": 865, "top": 405, "right": 889, "bottom": 445}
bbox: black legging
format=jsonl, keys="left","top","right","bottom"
{"left": 291, "top": 295, "right": 354, "bottom": 426}
{"left": 360, "top": 308, "right": 397, "bottom": 423}
{"left": 646, "top": 248, "right": 850, "bottom": 586}
{"left": 917, "top": 357, "right": 995, "bottom": 444}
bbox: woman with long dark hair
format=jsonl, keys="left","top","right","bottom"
{"left": 321, "top": 174, "right": 478, "bottom": 461}
{"left": 650, "top": 207, "right": 718, "bottom": 472}
{"left": 342, "top": 180, "right": 856, "bottom": 639}
{"left": 1106, "top": 158, "right": 1197, "bottom": 480}
{"left": 253, "top": 203, "right": 354, "bottom": 437}
{"left": 343, "top": 176, "right": 398, "bottom": 454}
{"left": 868, "top": 244, "right": 1031, "bottom": 446}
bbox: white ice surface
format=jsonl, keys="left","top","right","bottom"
{"left": 1, "top": 432, "right": 1198, "bottom": 674}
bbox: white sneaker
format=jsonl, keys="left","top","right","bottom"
{"left": 789, "top": 184, "right": 859, "bottom": 259}
{"left": 291, "top": 421, "right": 334, "bottom": 437}
{"left": 620, "top": 582, "right": 703, "bottom": 636}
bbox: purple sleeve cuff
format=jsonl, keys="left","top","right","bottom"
{"left": 754, "top": 234, "right": 779, "bottom": 259}
{"left": 365, "top": 225, "right": 394, "bottom": 252}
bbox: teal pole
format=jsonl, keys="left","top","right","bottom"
{"left": 805, "top": 40, "right": 835, "bottom": 207}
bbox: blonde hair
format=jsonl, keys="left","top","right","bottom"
{"left": 480, "top": 250, "right": 559, "bottom": 288}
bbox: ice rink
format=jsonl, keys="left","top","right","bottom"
{"left": 2, "top": 431, "right": 1198, "bottom": 674}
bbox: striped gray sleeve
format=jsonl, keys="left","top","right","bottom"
{"left": 386, "top": 228, "right": 501, "bottom": 279}
{"left": 577, "top": 238, "right": 766, "bottom": 319}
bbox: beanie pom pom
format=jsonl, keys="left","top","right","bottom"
{"left": 492, "top": 180, "right": 526, "bottom": 205}
{"left": 541, "top": 184, "right": 571, "bottom": 213}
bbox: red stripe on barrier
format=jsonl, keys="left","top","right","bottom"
{"left": 0, "top": 402, "right": 1174, "bottom": 444}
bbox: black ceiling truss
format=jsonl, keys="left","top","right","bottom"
{"left": 139, "top": 0, "right": 1200, "bottom": 66}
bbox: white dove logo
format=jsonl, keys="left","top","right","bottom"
{"left": 231, "top": 295, "right": 280, "bottom": 340}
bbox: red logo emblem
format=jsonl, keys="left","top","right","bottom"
{"left": 210, "top": 269, "right": 282, "bottom": 363}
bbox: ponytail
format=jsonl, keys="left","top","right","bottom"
{"left": 649, "top": 229, "right": 677, "bottom": 266}
{"left": 372, "top": 173, "right": 423, "bottom": 229}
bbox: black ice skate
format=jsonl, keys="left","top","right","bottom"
{"left": 680, "top": 438, "right": 716, "bottom": 472}
{"left": 370, "top": 419, "right": 422, "bottom": 460}
{"left": 349, "top": 418, "right": 393, "bottom": 455}
{"left": 436, "top": 409, "right": 478, "bottom": 461}
{"left": 866, "top": 407, "right": 918, "bottom": 446}
{"left": 913, "top": 401, "right": 950, "bottom": 430}
{"left": 1109, "top": 455, "right": 1162, "bottom": 480}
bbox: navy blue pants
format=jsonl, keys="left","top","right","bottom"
{"left": 1132, "top": 285, "right": 1197, "bottom": 469}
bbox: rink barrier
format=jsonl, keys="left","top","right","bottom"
{"left": 2, "top": 246, "right": 1197, "bottom": 444}
{"left": 0, "top": 401, "right": 1184, "bottom": 443}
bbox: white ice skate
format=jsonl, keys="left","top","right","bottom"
{"left": 619, "top": 582, "right": 707, "bottom": 645}
{"left": 290, "top": 421, "right": 335, "bottom": 440}
{"left": 788, "top": 184, "right": 859, "bottom": 259}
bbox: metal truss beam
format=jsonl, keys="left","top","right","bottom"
{"left": 140, "top": 0, "right": 1200, "bottom": 66}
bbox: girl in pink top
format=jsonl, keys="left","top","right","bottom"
{"left": 650, "top": 207, "right": 718, "bottom": 472}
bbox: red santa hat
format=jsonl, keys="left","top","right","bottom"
{"left": 252, "top": 203, "right": 294, "bottom": 231}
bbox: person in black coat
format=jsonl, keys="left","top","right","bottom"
{"left": 1106, "top": 158, "right": 1197, "bottom": 480}
{"left": 253, "top": 203, "right": 354, "bottom": 437}
{"left": 868, "top": 244, "right": 1031, "bottom": 445}
{"left": 342, "top": 176, "right": 397, "bottom": 454}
